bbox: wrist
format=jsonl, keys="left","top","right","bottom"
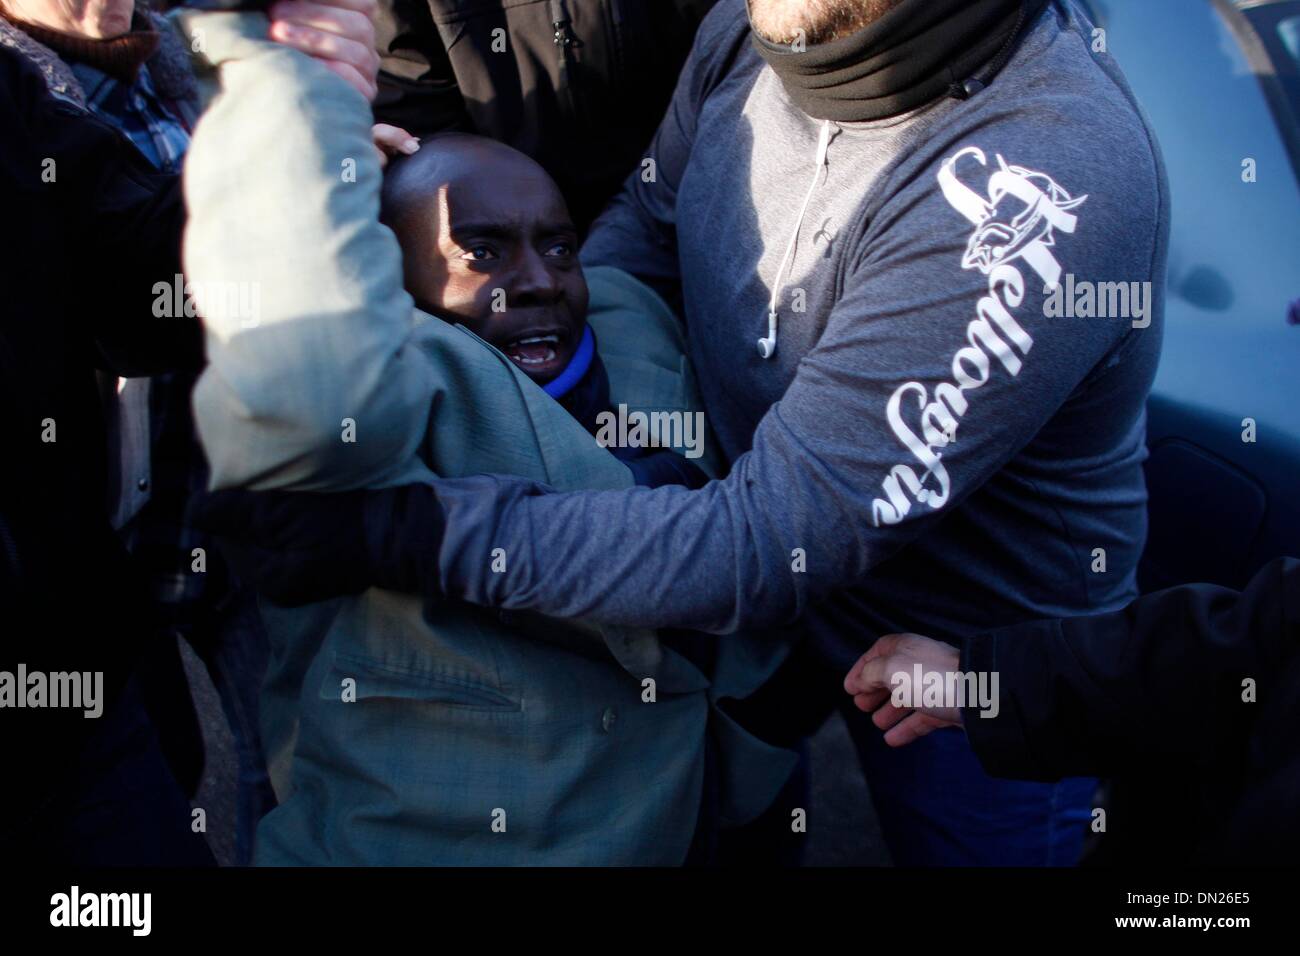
{"left": 362, "top": 483, "right": 447, "bottom": 597}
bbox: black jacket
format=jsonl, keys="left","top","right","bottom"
{"left": 962, "top": 557, "right": 1300, "bottom": 864}
{"left": 0, "top": 43, "right": 199, "bottom": 826}
{"left": 373, "top": 0, "right": 718, "bottom": 230}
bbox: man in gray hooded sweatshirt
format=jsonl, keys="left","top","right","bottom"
{"left": 203, "top": 0, "right": 1169, "bottom": 864}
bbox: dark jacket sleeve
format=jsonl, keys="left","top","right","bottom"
{"left": 1, "top": 44, "right": 184, "bottom": 819}
{"left": 20, "top": 57, "right": 201, "bottom": 375}
{"left": 372, "top": 0, "right": 471, "bottom": 137}
{"left": 69, "top": 115, "right": 201, "bottom": 375}
{"left": 581, "top": 0, "right": 749, "bottom": 311}
{"left": 961, "top": 557, "right": 1300, "bottom": 781}
{"left": 374, "top": 0, "right": 722, "bottom": 231}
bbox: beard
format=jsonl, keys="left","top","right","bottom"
{"left": 747, "top": 0, "right": 903, "bottom": 46}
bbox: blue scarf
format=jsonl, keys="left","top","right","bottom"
{"left": 542, "top": 324, "right": 596, "bottom": 400}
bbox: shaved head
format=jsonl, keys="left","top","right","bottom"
{"left": 380, "top": 133, "right": 558, "bottom": 264}
{"left": 380, "top": 133, "right": 587, "bottom": 385}
{"left": 747, "top": 0, "right": 904, "bottom": 46}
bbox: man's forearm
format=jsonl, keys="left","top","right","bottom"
{"left": 427, "top": 461, "right": 812, "bottom": 635}
{"left": 182, "top": 11, "right": 433, "bottom": 492}
{"left": 961, "top": 559, "right": 1298, "bottom": 780}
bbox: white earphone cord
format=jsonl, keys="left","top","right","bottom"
{"left": 758, "top": 119, "right": 833, "bottom": 359}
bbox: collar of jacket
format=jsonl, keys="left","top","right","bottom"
{"left": 542, "top": 324, "right": 596, "bottom": 400}
{"left": 555, "top": 329, "right": 614, "bottom": 438}
{"left": 7, "top": 10, "right": 160, "bottom": 83}
{"left": 750, "top": 0, "right": 1041, "bottom": 122}
{"left": 0, "top": 3, "right": 196, "bottom": 108}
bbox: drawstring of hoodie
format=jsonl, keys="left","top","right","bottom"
{"left": 752, "top": 0, "right": 1047, "bottom": 358}
{"left": 759, "top": 118, "right": 832, "bottom": 359}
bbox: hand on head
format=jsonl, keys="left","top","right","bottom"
{"left": 843, "top": 632, "right": 965, "bottom": 747}
{"left": 372, "top": 122, "right": 420, "bottom": 167}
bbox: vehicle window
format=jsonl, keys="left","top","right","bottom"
{"left": 1280, "top": 15, "right": 1300, "bottom": 61}
{"left": 1240, "top": 3, "right": 1300, "bottom": 121}
{"left": 1086, "top": 0, "right": 1300, "bottom": 424}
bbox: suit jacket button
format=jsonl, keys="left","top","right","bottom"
{"left": 601, "top": 707, "right": 617, "bottom": 733}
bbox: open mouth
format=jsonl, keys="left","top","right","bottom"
{"left": 500, "top": 329, "right": 569, "bottom": 375}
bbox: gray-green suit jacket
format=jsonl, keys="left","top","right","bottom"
{"left": 180, "top": 13, "right": 795, "bottom": 865}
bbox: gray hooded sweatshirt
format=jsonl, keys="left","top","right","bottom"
{"left": 426, "top": 0, "right": 1170, "bottom": 671}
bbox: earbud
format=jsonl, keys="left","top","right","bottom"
{"left": 757, "top": 308, "right": 778, "bottom": 359}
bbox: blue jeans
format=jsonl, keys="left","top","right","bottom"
{"left": 841, "top": 708, "right": 1095, "bottom": 866}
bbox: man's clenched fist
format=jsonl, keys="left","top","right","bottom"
{"left": 268, "top": 0, "right": 380, "bottom": 100}
{"left": 844, "top": 632, "right": 965, "bottom": 747}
